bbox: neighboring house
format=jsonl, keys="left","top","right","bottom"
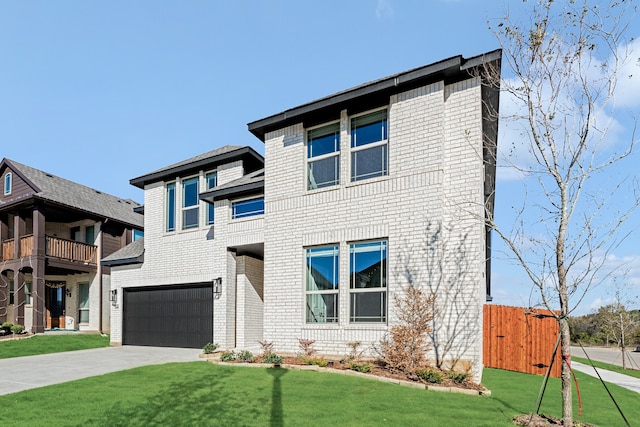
{"left": 106, "top": 50, "right": 501, "bottom": 381}
{"left": 0, "top": 159, "right": 144, "bottom": 333}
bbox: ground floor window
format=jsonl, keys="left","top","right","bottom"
{"left": 305, "top": 245, "right": 339, "bottom": 323}
{"left": 78, "top": 283, "right": 90, "bottom": 324}
{"left": 349, "top": 240, "right": 387, "bottom": 323}
{"left": 25, "top": 281, "right": 32, "bottom": 305}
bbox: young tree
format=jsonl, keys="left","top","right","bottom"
{"left": 486, "top": 1, "right": 639, "bottom": 424}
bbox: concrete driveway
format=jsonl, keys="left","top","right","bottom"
{"left": 0, "top": 346, "right": 202, "bottom": 396}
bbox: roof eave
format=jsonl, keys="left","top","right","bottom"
{"left": 200, "top": 180, "right": 264, "bottom": 204}
{"left": 129, "top": 147, "right": 264, "bottom": 189}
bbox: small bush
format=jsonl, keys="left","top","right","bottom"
{"left": 448, "top": 371, "right": 470, "bottom": 384}
{"left": 263, "top": 353, "right": 283, "bottom": 365}
{"left": 202, "top": 342, "right": 218, "bottom": 354}
{"left": 416, "top": 368, "right": 444, "bottom": 384}
{"left": 298, "top": 338, "right": 317, "bottom": 357}
{"left": 302, "top": 357, "right": 329, "bottom": 367}
{"left": 10, "top": 324, "right": 24, "bottom": 335}
{"left": 258, "top": 340, "right": 274, "bottom": 356}
{"left": 220, "top": 351, "right": 236, "bottom": 362}
{"left": 1, "top": 322, "right": 13, "bottom": 334}
{"left": 347, "top": 341, "right": 364, "bottom": 362}
{"left": 349, "top": 362, "right": 372, "bottom": 373}
{"left": 236, "top": 350, "right": 254, "bottom": 362}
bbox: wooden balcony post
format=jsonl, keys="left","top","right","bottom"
{"left": 0, "top": 218, "right": 7, "bottom": 260}
{"left": 13, "top": 213, "right": 25, "bottom": 260}
{"left": 32, "top": 205, "right": 46, "bottom": 333}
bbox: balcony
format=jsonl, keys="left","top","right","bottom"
{"left": 0, "top": 235, "right": 97, "bottom": 265}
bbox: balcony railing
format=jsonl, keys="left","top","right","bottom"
{"left": 0, "top": 235, "right": 97, "bottom": 264}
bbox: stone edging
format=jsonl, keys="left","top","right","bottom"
{"left": 201, "top": 356, "right": 491, "bottom": 396}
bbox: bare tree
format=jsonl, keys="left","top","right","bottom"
{"left": 485, "top": 1, "right": 639, "bottom": 424}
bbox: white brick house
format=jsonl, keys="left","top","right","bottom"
{"left": 104, "top": 50, "right": 501, "bottom": 381}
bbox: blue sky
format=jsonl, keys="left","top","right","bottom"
{"left": 1, "top": 1, "right": 638, "bottom": 314}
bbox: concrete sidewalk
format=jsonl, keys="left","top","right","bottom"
{"left": 571, "top": 361, "right": 640, "bottom": 394}
{"left": 0, "top": 346, "right": 202, "bottom": 396}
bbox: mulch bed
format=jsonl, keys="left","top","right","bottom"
{"left": 513, "top": 414, "right": 597, "bottom": 427}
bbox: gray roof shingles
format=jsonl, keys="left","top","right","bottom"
{"left": 101, "top": 237, "right": 144, "bottom": 265}
{"left": 4, "top": 159, "right": 143, "bottom": 228}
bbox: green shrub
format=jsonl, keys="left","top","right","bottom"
{"left": 220, "top": 351, "right": 236, "bottom": 362}
{"left": 202, "top": 342, "right": 218, "bottom": 354}
{"left": 349, "top": 362, "right": 372, "bottom": 373}
{"left": 1, "top": 322, "right": 13, "bottom": 334}
{"left": 263, "top": 353, "right": 283, "bottom": 365}
{"left": 302, "top": 357, "right": 329, "bottom": 367}
{"left": 10, "top": 324, "right": 23, "bottom": 335}
{"left": 448, "top": 371, "right": 470, "bottom": 384}
{"left": 236, "top": 350, "right": 254, "bottom": 362}
{"left": 416, "top": 368, "right": 444, "bottom": 384}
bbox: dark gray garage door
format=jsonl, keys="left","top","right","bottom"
{"left": 123, "top": 283, "right": 213, "bottom": 348}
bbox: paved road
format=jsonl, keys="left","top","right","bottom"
{"left": 571, "top": 345, "right": 640, "bottom": 370}
{"left": 0, "top": 346, "right": 202, "bottom": 396}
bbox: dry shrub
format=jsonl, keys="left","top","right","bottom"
{"left": 378, "top": 285, "right": 436, "bottom": 375}
{"left": 298, "top": 338, "right": 317, "bottom": 357}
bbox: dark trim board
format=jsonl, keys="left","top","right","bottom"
{"left": 122, "top": 283, "right": 214, "bottom": 348}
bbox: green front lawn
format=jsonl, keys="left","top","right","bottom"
{"left": 0, "top": 363, "right": 638, "bottom": 426}
{"left": 0, "top": 334, "right": 109, "bottom": 359}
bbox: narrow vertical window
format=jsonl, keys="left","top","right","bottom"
{"left": 351, "top": 109, "right": 388, "bottom": 181}
{"left": 4, "top": 173, "right": 12, "bottom": 195}
{"left": 206, "top": 172, "right": 217, "bottom": 225}
{"left": 307, "top": 122, "right": 340, "bottom": 190}
{"left": 166, "top": 182, "right": 176, "bottom": 232}
{"left": 78, "top": 283, "right": 90, "bottom": 323}
{"left": 133, "top": 229, "right": 144, "bottom": 241}
{"left": 25, "top": 281, "right": 32, "bottom": 305}
{"left": 182, "top": 177, "right": 199, "bottom": 229}
{"left": 305, "top": 245, "right": 339, "bottom": 323}
{"left": 349, "top": 240, "right": 387, "bottom": 323}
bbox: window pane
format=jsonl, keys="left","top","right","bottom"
{"left": 166, "top": 183, "right": 176, "bottom": 232}
{"left": 351, "top": 110, "right": 387, "bottom": 147}
{"left": 232, "top": 197, "right": 264, "bottom": 219}
{"left": 4, "top": 173, "right": 11, "bottom": 195}
{"left": 350, "top": 241, "right": 387, "bottom": 289}
{"left": 351, "top": 144, "right": 387, "bottom": 181}
{"left": 182, "top": 178, "right": 199, "bottom": 208}
{"left": 350, "top": 291, "right": 386, "bottom": 322}
{"left": 9, "top": 279, "right": 14, "bottom": 305}
{"left": 308, "top": 156, "right": 339, "bottom": 190}
{"left": 183, "top": 207, "right": 199, "bottom": 229}
{"left": 306, "top": 246, "right": 339, "bottom": 291}
{"left": 306, "top": 293, "right": 338, "bottom": 323}
{"left": 133, "top": 229, "right": 144, "bottom": 241}
{"left": 308, "top": 123, "right": 340, "bottom": 158}
{"left": 206, "top": 172, "right": 217, "bottom": 190}
{"left": 79, "top": 284, "right": 90, "bottom": 309}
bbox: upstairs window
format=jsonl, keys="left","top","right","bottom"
{"left": 351, "top": 109, "right": 388, "bottom": 182}
{"left": 182, "top": 177, "right": 199, "bottom": 230}
{"left": 307, "top": 122, "right": 340, "bottom": 190}
{"left": 4, "top": 172, "right": 11, "bottom": 195}
{"left": 206, "top": 172, "right": 217, "bottom": 225}
{"left": 166, "top": 183, "right": 176, "bottom": 232}
{"left": 305, "top": 245, "right": 339, "bottom": 323}
{"left": 133, "top": 229, "right": 144, "bottom": 241}
{"left": 349, "top": 240, "right": 387, "bottom": 323}
{"left": 232, "top": 197, "right": 264, "bottom": 219}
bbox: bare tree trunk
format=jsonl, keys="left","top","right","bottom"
{"left": 560, "top": 317, "right": 573, "bottom": 426}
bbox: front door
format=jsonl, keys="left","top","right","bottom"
{"left": 45, "top": 286, "right": 65, "bottom": 329}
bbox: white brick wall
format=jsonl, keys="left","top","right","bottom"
{"left": 263, "top": 78, "right": 487, "bottom": 380}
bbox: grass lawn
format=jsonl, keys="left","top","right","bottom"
{"left": 0, "top": 363, "right": 638, "bottom": 426}
{"left": 0, "top": 334, "right": 109, "bottom": 359}
{"left": 572, "top": 355, "right": 640, "bottom": 379}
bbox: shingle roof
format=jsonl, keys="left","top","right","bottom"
{"left": 200, "top": 168, "right": 264, "bottom": 203}
{"left": 129, "top": 145, "right": 264, "bottom": 189}
{"left": 101, "top": 237, "right": 144, "bottom": 266}
{"left": 3, "top": 159, "right": 144, "bottom": 228}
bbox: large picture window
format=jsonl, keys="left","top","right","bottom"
{"left": 206, "top": 172, "right": 217, "bottom": 225}
{"left": 351, "top": 109, "right": 388, "bottom": 182}
{"left": 305, "top": 245, "right": 339, "bottom": 323}
{"left": 166, "top": 182, "right": 176, "bottom": 232}
{"left": 232, "top": 197, "right": 264, "bottom": 219}
{"left": 307, "top": 122, "right": 340, "bottom": 190}
{"left": 349, "top": 240, "right": 387, "bottom": 323}
{"left": 182, "top": 177, "right": 199, "bottom": 229}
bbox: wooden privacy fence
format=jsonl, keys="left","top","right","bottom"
{"left": 484, "top": 304, "right": 561, "bottom": 378}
